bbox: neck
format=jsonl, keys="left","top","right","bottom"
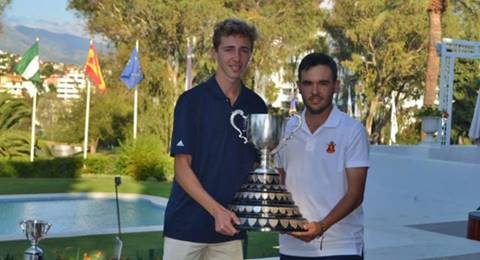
{"left": 215, "top": 74, "right": 241, "bottom": 105}
{"left": 305, "top": 105, "right": 333, "bottom": 134}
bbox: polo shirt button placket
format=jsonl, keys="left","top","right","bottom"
{"left": 305, "top": 137, "right": 315, "bottom": 151}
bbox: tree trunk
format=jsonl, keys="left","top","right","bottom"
{"left": 254, "top": 67, "right": 265, "bottom": 100}
{"left": 365, "top": 95, "right": 379, "bottom": 137}
{"left": 89, "top": 139, "right": 98, "bottom": 154}
{"left": 424, "top": 0, "right": 447, "bottom": 106}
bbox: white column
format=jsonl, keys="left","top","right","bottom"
{"left": 29, "top": 91, "right": 37, "bottom": 162}
{"left": 83, "top": 79, "right": 91, "bottom": 159}
{"left": 133, "top": 40, "right": 139, "bottom": 139}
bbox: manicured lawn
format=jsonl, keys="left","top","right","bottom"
{"left": 0, "top": 176, "right": 279, "bottom": 259}
{"left": 0, "top": 231, "right": 278, "bottom": 259}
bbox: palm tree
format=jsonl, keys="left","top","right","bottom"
{"left": 424, "top": 0, "right": 447, "bottom": 107}
{"left": 0, "top": 93, "right": 31, "bottom": 158}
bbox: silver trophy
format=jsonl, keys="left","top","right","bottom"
{"left": 19, "top": 220, "right": 52, "bottom": 260}
{"left": 230, "top": 110, "right": 307, "bottom": 231}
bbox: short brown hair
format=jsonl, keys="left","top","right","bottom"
{"left": 298, "top": 53, "right": 338, "bottom": 82}
{"left": 212, "top": 18, "right": 259, "bottom": 50}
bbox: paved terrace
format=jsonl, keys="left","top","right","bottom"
{"left": 364, "top": 145, "right": 480, "bottom": 259}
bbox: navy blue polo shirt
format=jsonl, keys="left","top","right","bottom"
{"left": 164, "top": 76, "right": 268, "bottom": 243}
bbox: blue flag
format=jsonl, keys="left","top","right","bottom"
{"left": 120, "top": 47, "right": 143, "bottom": 89}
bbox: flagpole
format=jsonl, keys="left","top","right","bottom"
{"left": 185, "top": 37, "right": 193, "bottom": 91}
{"left": 133, "top": 40, "right": 139, "bottom": 140}
{"left": 30, "top": 90, "right": 37, "bottom": 162}
{"left": 29, "top": 37, "right": 40, "bottom": 162}
{"left": 83, "top": 77, "right": 91, "bottom": 159}
{"left": 389, "top": 91, "right": 398, "bottom": 145}
{"left": 347, "top": 85, "right": 353, "bottom": 116}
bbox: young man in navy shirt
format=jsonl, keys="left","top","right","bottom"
{"left": 163, "top": 18, "right": 268, "bottom": 260}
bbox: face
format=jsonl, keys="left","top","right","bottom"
{"left": 213, "top": 35, "right": 252, "bottom": 82}
{"left": 297, "top": 64, "right": 339, "bottom": 115}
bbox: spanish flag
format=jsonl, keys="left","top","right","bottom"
{"left": 85, "top": 40, "right": 106, "bottom": 92}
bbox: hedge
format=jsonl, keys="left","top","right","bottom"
{"left": 81, "top": 153, "right": 118, "bottom": 175}
{"left": 0, "top": 157, "right": 82, "bottom": 178}
{"left": 0, "top": 151, "right": 173, "bottom": 180}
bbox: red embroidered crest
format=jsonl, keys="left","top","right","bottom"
{"left": 326, "top": 141, "right": 336, "bottom": 153}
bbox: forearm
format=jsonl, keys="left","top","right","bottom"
{"left": 174, "top": 158, "right": 224, "bottom": 216}
{"left": 318, "top": 190, "right": 364, "bottom": 230}
{"left": 278, "top": 168, "right": 286, "bottom": 185}
{"left": 319, "top": 167, "right": 367, "bottom": 231}
{"left": 174, "top": 154, "right": 239, "bottom": 236}
{"left": 288, "top": 167, "right": 367, "bottom": 242}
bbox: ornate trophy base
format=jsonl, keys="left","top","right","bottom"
{"left": 230, "top": 171, "right": 307, "bottom": 232}
{"left": 24, "top": 246, "right": 43, "bottom": 260}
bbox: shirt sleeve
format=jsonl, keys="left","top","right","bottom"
{"left": 345, "top": 123, "right": 370, "bottom": 169}
{"left": 170, "top": 93, "right": 195, "bottom": 156}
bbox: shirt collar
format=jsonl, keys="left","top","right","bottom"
{"left": 206, "top": 76, "right": 226, "bottom": 100}
{"left": 206, "top": 75, "right": 247, "bottom": 106}
{"left": 300, "top": 105, "right": 341, "bottom": 134}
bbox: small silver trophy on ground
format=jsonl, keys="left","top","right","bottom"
{"left": 230, "top": 110, "right": 307, "bottom": 231}
{"left": 19, "top": 220, "right": 52, "bottom": 260}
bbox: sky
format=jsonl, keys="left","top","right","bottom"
{"left": 3, "top": 0, "right": 87, "bottom": 37}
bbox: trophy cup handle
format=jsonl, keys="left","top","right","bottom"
{"left": 45, "top": 223, "right": 52, "bottom": 235}
{"left": 230, "top": 109, "right": 248, "bottom": 144}
{"left": 270, "top": 113, "right": 302, "bottom": 155}
{"left": 19, "top": 220, "right": 26, "bottom": 234}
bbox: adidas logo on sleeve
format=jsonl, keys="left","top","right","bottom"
{"left": 176, "top": 140, "right": 185, "bottom": 147}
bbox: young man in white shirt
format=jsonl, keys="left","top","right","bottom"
{"left": 276, "top": 52, "right": 369, "bottom": 260}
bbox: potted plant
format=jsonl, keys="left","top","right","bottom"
{"left": 415, "top": 105, "right": 443, "bottom": 145}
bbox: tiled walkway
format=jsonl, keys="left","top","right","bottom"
{"left": 363, "top": 149, "right": 480, "bottom": 259}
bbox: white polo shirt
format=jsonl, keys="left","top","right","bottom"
{"left": 276, "top": 106, "right": 369, "bottom": 257}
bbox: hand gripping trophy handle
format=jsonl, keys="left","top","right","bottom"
{"left": 270, "top": 113, "right": 302, "bottom": 155}
{"left": 230, "top": 109, "right": 248, "bottom": 144}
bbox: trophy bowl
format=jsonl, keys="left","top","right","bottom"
{"left": 230, "top": 110, "right": 307, "bottom": 232}
{"left": 20, "top": 219, "right": 52, "bottom": 260}
{"left": 244, "top": 114, "right": 284, "bottom": 152}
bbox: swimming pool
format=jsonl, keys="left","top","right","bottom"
{"left": 0, "top": 193, "right": 167, "bottom": 241}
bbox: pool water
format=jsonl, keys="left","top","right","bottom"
{"left": 0, "top": 196, "right": 165, "bottom": 238}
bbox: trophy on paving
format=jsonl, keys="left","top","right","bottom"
{"left": 230, "top": 110, "right": 307, "bottom": 231}
{"left": 19, "top": 219, "right": 52, "bottom": 260}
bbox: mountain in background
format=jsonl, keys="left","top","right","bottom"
{"left": 0, "top": 24, "right": 110, "bottom": 65}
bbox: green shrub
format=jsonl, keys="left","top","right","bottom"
{"left": 116, "top": 136, "right": 173, "bottom": 181}
{"left": 0, "top": 160, "right": 17, "bottom": 177}
{"left": 33, "top": 157, "right": 82, "bottom": 177}
{"left": 0, "top": 157, "right": 81, "bottom": 178}
{"left": 82, "top": 153, "right": 117, "bottom": 175}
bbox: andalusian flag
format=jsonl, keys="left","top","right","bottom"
{"left": 85, "top": 40, "right": 106, "bottom": 91}
{"left": 15, "top": 41, "right": 41, "bottom": 84}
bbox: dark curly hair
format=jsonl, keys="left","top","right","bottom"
{"left": 212, "top": 18, "right": 259, "bottom": 50}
